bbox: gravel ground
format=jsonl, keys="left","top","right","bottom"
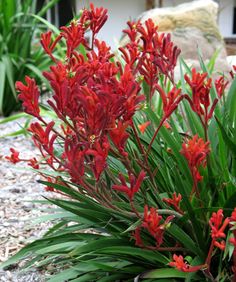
{"left": 0, "top": 117, "right": 58, "bottom": 281}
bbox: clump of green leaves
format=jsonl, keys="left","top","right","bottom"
{"left": 0, "top": 0, "right": 60, "bottom": 116}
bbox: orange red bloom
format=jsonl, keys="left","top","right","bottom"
{"left": 112, "top": 170, "right": 146, "bottom": 201}
{"left": 134, "top": 205, "right": 174, "bottom": 247}
{"left": 5, "top": 148, "right": 20, "bottom": 164}
{"left": 181, "top": 135, "right": 210, "bottom": 183}
{"left": 16, "top": 76, "right": 40, "bottom": 118}
{"left": 169, "top": 254, "right": 206, "bottom": 272}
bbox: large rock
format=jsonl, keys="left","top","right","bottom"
{"left": 137, "top": 0, "right": 230, "bottom": 76}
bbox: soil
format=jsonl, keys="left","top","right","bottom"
{"left": 0, "top": 116, "right": 57, "bottom": 282}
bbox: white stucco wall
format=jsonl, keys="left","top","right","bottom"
{"left": 218, "top": 0, "right": 234, "bottom": 37}
{"left": 75, "top": 0, "right": 236, "bottom": 47}
{"left": 75, "top": 0, "right": 146, "bottom": 49}
{"left": 155, "top": 0, "right": 190, "bottom": 6}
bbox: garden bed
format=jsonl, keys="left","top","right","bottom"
{"left": 0, "top": 117, "right": 55, "bottom": 281}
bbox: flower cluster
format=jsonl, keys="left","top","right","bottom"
{"left": 112, "top": 170, "right": 146, "bottom": 201}
{"left": 163, "top": 192, "right": 183, "bottom": 214}
{"left": 120, "top": 18, "right": 181, "bottom": 100}
{"left": 181, "top": 135, "right": 210, "bottom": 197}
{"left": 134, "top": 205, "right": 174, "bottom": 248}
{"left": 169, "top": 254, "right": 206, "bottom": 273}
{"left": 184, "top": 69, "right": 227, "bottom": 138}
{"left": 209, "top": 209, "right": 229, "bottom": 251}
{"left": 14, "top": 5, "right": 149, "bottom": 188}
{"left": 6, "top": 148, "right": 39, "bottom": 169}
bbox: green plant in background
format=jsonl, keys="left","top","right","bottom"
{"left": 0, "top": 0, "right": 60, "bottom": 116}
{"left": 2, "top": 3, "right": 236, "bottom": 282}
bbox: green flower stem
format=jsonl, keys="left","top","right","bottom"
{"left": 146, "top": 116, "right": 166, "bottom": 155}
{"left": 131, "top": 121, "right": 158, "bottom": 190}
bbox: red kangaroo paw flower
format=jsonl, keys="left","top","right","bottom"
{"left": 5, "top": 148, "right": 20, "bottom": 164}
{"left": 209, "top": 209, "right": 229, "bottom": 241}
{"left": 163, "top": 192, "right": 183, "bottom": 214}
{"left": 112, "top": 170, "right": 146, "bottom": 201}
{"left": 141, "top": 205, "right": 174, "bottom": 247}
{"left": 169, "top": 254, "right": 206, "bottom": 272}
{"left": 181, "top": 135, "right": 210, "bottom": 184}
{"left": 138, "top": 121, "right": 151, "bottom": 134}
{"left": 16, "top": 76, "right": 40, "bottom": 118}
{"left": 110, "top": 121, "right": 130, "bottom": 156}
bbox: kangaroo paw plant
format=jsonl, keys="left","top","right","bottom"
{"left": 3, "top": 3, "right": 236, "bottom": 282}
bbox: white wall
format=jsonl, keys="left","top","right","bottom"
{"left": 75, "top": 0, "right": 146, "bottom": 49}
{"left": 218, "top": 0, "right": 234, "bottom": 37}
{"left": 155, "top": 0, "right": 191, "bottom": 6}
{"left": 75, "top": 0, "right": 236, "bottom": 45}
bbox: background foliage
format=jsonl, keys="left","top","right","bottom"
{"left": 0, "top": 0, "right": 60, "bottom": 116}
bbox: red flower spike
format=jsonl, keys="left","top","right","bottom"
{"left": 142, "top": 205, "right": 174, "bottom": 247}
{"left": 138, "top": 121, "right": 151, "bottom": 134}
{"left": 119, "top": 44, "right": 140, "bottom": 68}
{"left": 169, "top": 254, "right": 206, "bottom": 273}
{"left": 184, "top": 68, "right": 219, "bottom": 126}
{"left": 40, "top": 31, "right": 52, "bottom": 54}
{"left": 60, "top": 21, "right": 86, "bottom": 58}
{"left": 122, "top": 20, "right": 141, "bottom": 43}
{"left": 109, "top": 121, "right": 129, "bottom": 156}
{"left": 137, "top": 19, "right": 158, "bottom": 53}
{"left": 16, "top": 76, "right": 40, "bottom": 118}
{"left": 205, "top": 209, "right": 229, "bottom": 269}
{"left": 43, "top": 63, "right": 72, "bottom": 119}
{"left": 63, "top": 137, "right": 85, "bottom": 184}
{"left": 40, "top": 31, "right": 61, "bottom": 62}
{"left": 142, "top": 205, "right": 162, "bottom": 236}
{"left": 93, "top": 39, "right": 114, "bottom": 62}
{"left": 86, "top": 138, "right": 110, "bottom": 181}
{"left": 181, "top": 135, "right": 210, "bottom": 184}
{"left": 215, "top": 76, "right": 229, "bottom": 98}
{"left": 89, "top": 3, "right": 108, "bottom": 37}
{"left": 156, "top": 84, "right": 182, "bottom": 118}
{"left": 28, "top": 121, "right": 56, "bottom": 155}
{"left": 139, "top": 56, "right": 158, "bottom": 97}
{"left": 112, "top": 170, "right": 146, "bottom": 201}
{"left": 5, "top": 148, "right": 20, "bottom": 164}
{"left": 80, "top": 3, "right": 108, "bottom": 48}
{"left": 163, "top": 192, "right": 183, "bottom": 214}
{"left": 214, "top": 240, "right": 226, "bottom": 251}
{"left": 209, "top": 209, "right": 230, "bottom": 241}
{"left": 28, "top": 158, "right": 39, "bottom": 169}
{"left": 151, "top": 33, "right": 180, "bottom": 81}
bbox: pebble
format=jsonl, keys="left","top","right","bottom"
{"left": 0, "top": 117, "right": 58, "bottom": 281}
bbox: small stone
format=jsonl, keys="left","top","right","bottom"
{"left": 10, "top": 188, "right": 21, "bottom": 193}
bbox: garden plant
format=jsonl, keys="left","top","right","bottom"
{"left": 3, "top": 3, "right": 236, "bottom": 281}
